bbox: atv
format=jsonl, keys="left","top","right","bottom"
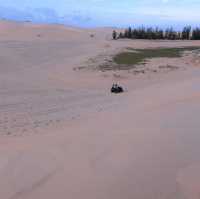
{"left": 111, "top": 84, "right": 124, "bottom": 94}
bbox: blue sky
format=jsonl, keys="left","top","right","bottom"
{"left": 0, "top": 0, "right": 200, "bottom": 28}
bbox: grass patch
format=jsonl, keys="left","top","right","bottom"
{"left": 112, "top": 47, "right": 199, "bottom": 68}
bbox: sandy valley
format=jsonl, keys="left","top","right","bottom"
{"left": 1, "top": 20, "right": 200, "bottom": 199}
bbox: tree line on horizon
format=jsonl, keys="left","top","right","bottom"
{"left": 112, "top": 26, "right": 200, "bottom": 40}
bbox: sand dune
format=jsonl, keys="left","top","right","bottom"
{"left": 1, "top": 20, "right": 200, "bottom": 199}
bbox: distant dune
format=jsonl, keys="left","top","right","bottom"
{"left": 0, "top": 20, "right": 88, "bottom": 40}
{"left": 0, "top": 20, "right": 115, "bottom": 41}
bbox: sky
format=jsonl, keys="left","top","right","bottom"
{"left": 0, "top": 0, "right": 200, "bottom": 28}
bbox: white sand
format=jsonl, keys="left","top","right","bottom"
{"left": 1, "top": 20, "right": 200, "bottom": 199}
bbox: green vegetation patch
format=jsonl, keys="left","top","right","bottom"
{"left": 113, "top": 47, "right": 199, "bottom": 67}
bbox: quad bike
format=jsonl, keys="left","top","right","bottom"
{"left": 111, "top": 84, "right": 124, "bottom": 93}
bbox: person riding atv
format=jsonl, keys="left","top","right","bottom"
{"left": 111, "top": 84, "right": 124, "bottom": 93}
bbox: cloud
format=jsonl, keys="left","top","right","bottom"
{"left": 0, "top": 6, "right": 60, "bottom": 23}
{"left": 0, "top": 0, "right": 200, "bottom": 28}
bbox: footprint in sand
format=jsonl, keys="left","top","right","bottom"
{"left": 22, "top": 129, "right": 27, "bottom": 133}
{"left": 6, "top": 131, "right": 11, "bottom": 136}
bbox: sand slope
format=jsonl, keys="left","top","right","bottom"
{"left": 1, "top": 20, "right": 200, "bottom": 199}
